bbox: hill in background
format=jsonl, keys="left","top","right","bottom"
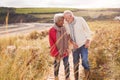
{"left": 0, "top": 7, "right": 120, "bottom": 24}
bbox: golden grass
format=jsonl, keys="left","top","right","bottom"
{"left": 88, "top": 20, "right": 120, "bottom": 80}
{"left": 0, "top": 20, "right": 120, "bottom": 80}
{"left": 0, "top": 30, "right": 53, "bottom": 80}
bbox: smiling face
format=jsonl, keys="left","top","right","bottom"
{"left": 56, "top": 17, "right": 64, "bottom": 27}
{"left": 64, "top": 14, "right": 74, "bottom": 24}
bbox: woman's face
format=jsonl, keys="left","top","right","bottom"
{"left": 64, "top": 14, "right": 74, "bottom": 24}
{"left": 56, "top": 17, "right": 64, "bottom": 27}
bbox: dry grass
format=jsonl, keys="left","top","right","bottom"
{"left": 88, "top": 20, "right": 120, "bottom": 80}
{"left": 0, "top": 30, "right": 53, "bottom": 80}
{"left": 0, "top": 20, "right": 120, "bottom": 80}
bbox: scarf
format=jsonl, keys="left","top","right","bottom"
{"left": 69, "top": 17, "right": 76, "bottom": 42}
{"left": 54, "top": 24, "right": 68, "bottom": 56}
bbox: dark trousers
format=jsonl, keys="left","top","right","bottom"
{"left": 54, "top": 56, "right": 70, "bottom": 79}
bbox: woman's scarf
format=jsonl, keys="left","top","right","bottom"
{"left": 54, "top": 24, "right": 68, "bottom": 56}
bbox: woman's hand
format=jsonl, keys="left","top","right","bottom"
{"left": 55, "top": 54, "right": 61, "bottom": 62}
{"left": 64, "top": 49, "right": 70, "bottom": 55}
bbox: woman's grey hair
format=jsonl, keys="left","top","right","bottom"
{"left": 64, "top": 10, "right": 74, "bottom": 17}
{"left": 54, "top": 13, "right": 63, "bottom": 23}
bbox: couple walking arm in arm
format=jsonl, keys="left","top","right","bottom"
{"left": 49, "top": 10, "right": 92, "bottom": 80}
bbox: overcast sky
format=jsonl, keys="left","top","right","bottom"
{"left": 0, "top": 0, "right": 120, "bottom": 8}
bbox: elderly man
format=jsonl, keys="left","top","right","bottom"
{"left": 49, "top": 13, "right": 70, "bottom": 80}
{"left": 64, "top": 10, "right": 92, "bottom": 80}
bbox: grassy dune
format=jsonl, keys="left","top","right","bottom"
{"left": 0, "top": 20, "right": 120, "bottom": 80}
{"left": 88, "top": 20, "right": 120, "bottom": 79}
{"left": 0, "top": 31, "right": 53, "bottom": 80}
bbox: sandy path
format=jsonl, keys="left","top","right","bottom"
{"left": 47, "top": 53, "right": 84, "bottom": 80}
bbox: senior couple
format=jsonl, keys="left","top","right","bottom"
{"left": 49, "top": 10, "right": 92, "bottom": 80}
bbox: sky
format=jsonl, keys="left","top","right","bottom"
{"left": 0, "top": 0, "right": 120, "bottom": 8}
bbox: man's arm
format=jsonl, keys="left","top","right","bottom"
{"left": 81, "top": 17, "right": 92, "bottom": 48}
{"left": 68, "top": 34, "right": 78, "bottom": 49}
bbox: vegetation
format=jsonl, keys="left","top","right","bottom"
{"left": 88, "top": 21, "right": 120, "bottom": 80}
{"left": 0, "top": 20, "right": 120, "bottom": 80}
{"left": 0, "top": 7, "right": 120, "bottom": 79}
{"left": 0, "top": 7, "right": 75, "bottom": 24}
{"left": 0, "top": 30, "right": 53, "bottom": 80}
{"left": 0, "top": 7, "right": 120, "bottom": 24}
{"left": 15, "top": 8, "right": 75, "bottom": 14}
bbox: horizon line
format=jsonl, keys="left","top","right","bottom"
{"left": 0, "top": 6, "right": 120, "bottom": 9}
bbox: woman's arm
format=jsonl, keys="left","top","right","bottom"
{"left": 49, "top": 29, "right": 59, "bottom": 57}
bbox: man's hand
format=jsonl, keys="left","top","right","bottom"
{"left": 73, "top": 42, "right": 78, "bottom": 49}
{"left": 69, "top": 35, "right": 78, "bottom": 49}
{"left": 85, "top": 40, "right": 91, "bottom": 48}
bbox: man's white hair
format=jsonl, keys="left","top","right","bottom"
{"left": 64, "top": 10, "right": 74, "bottom": 17}
{"left": 54, "top": 13, "right": 63, "bottom": 23}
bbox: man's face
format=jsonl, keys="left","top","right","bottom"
{"left": 56, "top": 17, "right": 64, "bottom": 27}
{"left": 64, "top": 14, "right": 74, "bottom": 24}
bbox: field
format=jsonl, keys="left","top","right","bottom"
{"left": 0, "top": 7, "right": 120, "bottom": 24}
{"left": 88, "top": 20, "right": 120, "bottom": 79}
{"left": 0, "top": 31, "right": 53, "bottom": 80}
{"left": 0, "top": 7, "right": 120, "bottom": 80}
{"left": 0, "top": 20, "right": 120, "bottom": 80}
{"left": 15, "top": 8, "right": 75, "bottom": 14}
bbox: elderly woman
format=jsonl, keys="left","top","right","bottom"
{"left": 49, "top": 13, "right": 70, "bottom": 80}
